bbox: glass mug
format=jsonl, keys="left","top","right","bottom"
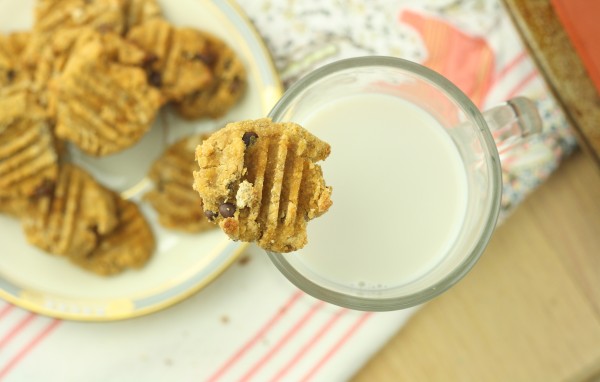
{"left": 266, "top": 56, "right": 541, "bottom": 311}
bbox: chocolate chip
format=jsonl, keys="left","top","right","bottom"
{"left": 142, "top": 54, "right": 159, "bottom": 69}
{"left": 193, "top": 51, "right": 217, "bottom": 68}
{"left": 242, "top": 132, "right": 258, "bottom": 147}
{"left": 219, "top": 203, "right": 236, "bottom": 218}
{"left": 204, "top": 210, "right": 217, "bottom": 221}
{"left": 229, "top": 76, "right": 242, "bottom": 93}
{"left": 31, "top": 179, "right": 55, "bottom": 200}
{"left": 148, "top": 71, "right": 162, "bottom": 87}
{"left": 6, "top": 69, "right": 16, "bottom": 83}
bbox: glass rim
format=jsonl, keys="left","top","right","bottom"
{"left": 267, "top": 56, "right": 502, "bottom": 311}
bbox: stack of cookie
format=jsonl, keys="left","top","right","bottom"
{"left": 0, "top": 0, "right": 247, "bottom": 275}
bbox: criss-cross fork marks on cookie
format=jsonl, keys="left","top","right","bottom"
{"left": 126, "top": 19, "right": 212, "bottom": 101}
{"left": 52, "top": 33, "right": 162, "bottom": 156}
{"left": 144, "top": 134, "right": 216, "bottom": 233}
{"left": 174, "top": 32, "right": 246, "bottom": 120}
{"left": 21, "top": 163, "right": 155, "bottom": 275}
{"left": 23, "top": 164, "right": 119, "bottom": 258}
{"left": 72, "top": 197, "right": 155, "bottom": 275}
{"left": 194, "top": 118, "right": 332, "bottom": 253}
{"left": 0, "top": 92, "right": 58, "bottom": 199}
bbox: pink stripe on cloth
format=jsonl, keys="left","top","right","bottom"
{"left": 299, "top": 312, "right": 372, "bottom": 382}
{"left": 493, "top": 50, "right": 528, "bottom": 85}
{"left": 238, "top": 301, "right": 325, "bottom": 382}
{"left": 205, "top": 290, "right": 304, "bottom": 382}
{"left": 268, "top": 308, "right": 349, "bottom": 382}
{"left": 0, "top": 319, "right": 61, "bottom": 380}
{"left": 0, "top": 305, "right": 14, "bottom": 321}
{"left": 0, "top": 313, "right": 36, "bottom": 350}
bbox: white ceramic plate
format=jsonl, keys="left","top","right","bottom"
{"left": 0, "top": 0, "right": 282, "bottom": 321}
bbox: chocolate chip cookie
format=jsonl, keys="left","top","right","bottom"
{"left": 34, "top": 0, "right": 126, "bottom": 34}
{"left": 0, "top": 90, "right": 59, "bottom": 200}
{"left": 175, "top": 32, "right": 246, "bottom": 120}
{"left": 0, "top": 32, "right": 32, "bottom": 89}
{"left": 71, "top": 197, "right": 154, "bottom": 275}
{"left": 193, "top": 118, "right": 332, "bottom": 253}
{"left": 126, "top": 19, "right": 213, "bottom": 101}
{"left": 0, "top": 196, "right": 29, "bottom": 219}
{"left": 123, "top": 0, "right": 162, "bottom": 31}
{"left": 22, "top": 0, "right": 127, "bottom": 66}
{"left": 144, "top": 134, "right": 216, "bottom": 232}
{"left": 22, "top": 163, "right": 119, "bottom": 258}
{"left": 51, "top": 31, "right": 162, "bottom": 156}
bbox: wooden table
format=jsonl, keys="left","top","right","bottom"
{"left": 352, "top": 150, "right": 600, "bottom": 382}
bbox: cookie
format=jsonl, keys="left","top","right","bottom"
{"left": 0, "top": 196, "right": 28, "bottom": 219}
{"left": 0, "top": 90, "right": 59, "bottom": 199}
{"left": 22, "top": 0, "right": 127, "bottom": 66}
{"left": 175, "top": 33, "right": 246, "bottom": 120}
{"left": 22, "top": 164, "right": 119, "bottom": 258}
{"left": 193, "top": 118, "right": 332, "bottom": 253}
{"left": 71, "top": 197, "right": 154, "bottom": 275}
{"left": 34, "top": 0, "right": 126, "bottom": 33}
{"left": 0, "top": 32, "right": 32, "bottom": 89}
{"left": 123, "top": 0, "right": 162, "bottom": 31}
{"left": 33, "top": 28, "right": 93, "bottom": 109}
{"left": 36, "top": 29, "right": 146, "bottom": 112}
{"left": 126, "top": 19, "right": 213, "bottom": 101}
{"left": 51, "top": 32, "right": 162, "bottom": 156}
{"left": 144, "top": 134, "right": 215, "bottom": 232}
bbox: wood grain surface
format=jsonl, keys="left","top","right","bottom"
{"left": 352, "top": 150, "right": 600, "bottom": 382}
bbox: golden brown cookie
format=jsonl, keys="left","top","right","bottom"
{"left": 36, "top": 29, "right": 148, "bottom": 112}
{"left": 0, "top": 32, "right": 32, "bottom": 89}
{"left": 0, "top": 32, "right": 30, "bottom": 56}
{"left": 51, "top": 32, "right": 162, "bottom": 156}
{"left": 22, "top": 164, "right": 119, "bottom": 258}
{"left": 0, "top": 90, "right": 59, "bottom": 199}
{"left": 34, "top": 0, "right": 126, "bottom": 33}
{"left": 175, "top": 33, "right": 246, "bottom": 120}
{"left": 0, "top": 196, "right": 28, "bottom": 219}
{"left": 71, "top": 197, "right": 154, "bottom": 275}
{"left": 33, "top": 28, "right": 92, "bottom": 109}
{"left": 126, "top": 19, "right": 213, "bottom": 101}
{"left": 193, "top": 118, "right": 332, "bottom": 253}
{"left": 123, "top": 0, "right": 162, "bottom": 31}
{"left": 144, "top": 134, "right": 215, "bottom": 232}
{"left": 22, "top": 0, "right": 127, "bottom": 66}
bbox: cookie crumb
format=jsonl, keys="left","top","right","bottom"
{"left": 238, "top": 255, "right": 251, "bottom": 266}
{"left": 235, "top": 180, "right": 254, "bottom": 209}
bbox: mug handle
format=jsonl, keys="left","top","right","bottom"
{"left": 482, "top": 97, "right": 543, "bottom": 160}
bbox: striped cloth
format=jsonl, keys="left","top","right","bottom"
{"left": 0, "top": 1, "right": 576, "bottom": 381}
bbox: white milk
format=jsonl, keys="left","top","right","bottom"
{"left": 295, "top": 94, "right": 468, "bottom": 288}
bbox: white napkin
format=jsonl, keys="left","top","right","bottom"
{"left": 0, "top": 245, "right": 416, "bottom": 381}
